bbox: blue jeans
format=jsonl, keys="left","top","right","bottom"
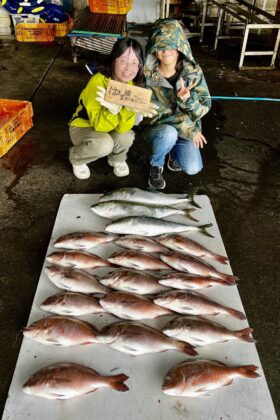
{"left": 146, "top": 124, "right": 203, "bottom": 175}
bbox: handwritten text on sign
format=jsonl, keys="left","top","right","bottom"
{"left": 105, "top": 80, "right": 152, "bottom": 111}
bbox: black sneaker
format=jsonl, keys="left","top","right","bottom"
{"left": 167, "top": 154, "right": 181, "bottom": 172}
{"left": 148, "top": 165, "right": 166, "bottom": 190}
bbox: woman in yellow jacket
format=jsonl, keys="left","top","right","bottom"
{"left": 69, "top": 38, "right": 157, "bottom": 179}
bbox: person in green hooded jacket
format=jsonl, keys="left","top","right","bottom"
{"left": 143, "top": 19, "right": 211, "bottom": 189}
{"left": 69, "top": 37, "right": 157, "bottom": 180}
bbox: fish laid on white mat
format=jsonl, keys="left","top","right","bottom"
{"left": 160, "top": 253, "right": 237, "bottom": 284}
{"left": 107, "top": 250, "right": 170, "bottom": 270}
{"left": 46, "top": 250, "right": 112, "bottom": 269}
{"left": 40, "top": 292, "right": 106, "bottom": 316}
{"left": 158, "top": 272, "right": 236, "bottom": 289}
{"left": 155, "top": 234, "right": 228, "bottom": 264}
{"left": 114, "top": 235, "right": 168, "bottom": 253}
{"left": 98, "top": 187, "right": 199, "bottom": 208}
{"left": 23, "top": 363, "right": 129, "bottom": 399}
{"left": 23, "top": 315, "right": 100, "bottom": 347}
{"left": 162, "top": 359, "right": 259, "bottom": 397}
{"left": 99, "top": 269, "right": 168, "bottom": 295}
{"left": 153, "top": 290, "right": 246, "bottom": 320}
{"left": 99, "top": 291, "right": 173, "bottom": 320}
{"left": 162, "top": 315, "right": 255, "bottom": 346}
{"left": 54, "top": 232, "right": 118, "bottom": 250}
{"left": 99, "top": 321, "right": 197, "bottom": 356}
{"left": 44, "top": 265, "right": 109, "bottom": 294}
{"left": 91, "top": 200, "right": 197, "bottom": 221}
{"left": 105, "top": 216, "right": 213, "bottom": 237}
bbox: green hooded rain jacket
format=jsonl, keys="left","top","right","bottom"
{"left": 143, "top": 19, "right": 211, "bottom": 141}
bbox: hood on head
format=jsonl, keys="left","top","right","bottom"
{"left": 145, "top": 18, "right": 196, "bottom": 71}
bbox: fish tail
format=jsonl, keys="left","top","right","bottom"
{"left": 184, "top": 209, "right": 199, "bottom": 222}
{"left": 213, "top": 254, "right": 229, "bottom": 265}
{"left": 237, "top": 365, "right": 260, "bottom": 378}
{"left": 235, "top": 327, "right": 255, "bottom": 343}
{"left": 222, "top": 274, "right": 238, "bottom": 285}
{"left": 109, "top": 374, "right": 129, "bottom": 392}
{"left": 199, "top": 223, "right": 214, "bottom": 238}
{"left": 176, "top": 340, "right": 198, "bottom": 356}
{"left": 227, "top": 307, "right": 246, "bottom": 320}
{"left": 186, "top": 187, "right": 201, "bottom": 209}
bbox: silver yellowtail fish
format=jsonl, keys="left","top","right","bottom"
{"left": 99, "top": 291, "right": 173, "bottom": 320}
{"left": 54, "top": 232, "right": 118, "bottom": 250}
{"left": 46, "top": 250, "right": 111, "bottom": 269}
{"left": 23, "top": 363, "right": 129, "bottom": 399}
{"left": 107, "top": 250, "right": 170, "bottom": 270}
{"left": 114, "top": 235, "right": 168, "bottom": 253}
{"left": 40, "top": 292, "right": 106, "bottom": 316}
{"left": 23, "top": 315, "right": 100, "bottom": 347}
{"left": 162, "top": 359, "right": 259, "bottom": 397}
{"left": 91, "top": 200, "right": 197, "bottom": 221}
{"left": 160, "top": 252, "right": 237, "bottom": 284}
{"left": 99, "top": 269, "right": 168, "bottom": 295}
{"left": 162, "top": 315, "right": 255, "bottom": 346}
{"left": 158, "top": 272, "right": 235, "bottom": 289}
{"left": 155, "top": 234, "right": 228, "bottom": 264}
{"left": 99, "top": 321, "right": 197, "bottom": 356}
{"left": 98, "top": 187, "right": 200, "bottom": 208}
{"left": 153, "top": 290, "right": 246, "bottom": 320}
{"left": 105, "top": 216, "right": 213, "bottom": 237}
{"left": 44, "top": 265, "right": 109, "bottom": 294}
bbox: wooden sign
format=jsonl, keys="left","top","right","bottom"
{"left": 105, "top": 79, "right": 152, "bottom": 111}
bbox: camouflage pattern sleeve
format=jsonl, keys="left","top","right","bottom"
{"left": 177, "top": 69, "right": 211, "bottom": 122}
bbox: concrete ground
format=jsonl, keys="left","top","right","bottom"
{"left": 0, "top": 24, "right": 279, "bottom": 417}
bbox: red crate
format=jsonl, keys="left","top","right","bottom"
{"left": 0, "top": 99, "right": 33, "bottom": 158}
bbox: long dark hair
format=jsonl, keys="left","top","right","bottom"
{"left": 103, "top": 37, "right": 144, "bottom": 86}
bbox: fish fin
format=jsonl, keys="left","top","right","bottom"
{"left": 227, "top": 308, "right": 246, "bottom": 320}
{"left": 238, "top": 365, "right": 260, "bottom": 378}
{"left": 199, "top": 224, "right": 214, "bottom": 238}
{"left": 52, "top": 393, "right": 67, "bottom": 398}
{"left": 235, "top": 327, "right": 255, "bottom": 343}
{"left": 184, "top": 209, "right": 199, "bottom": 222}
{"left": 177, "top": 341, "right": 198, "bottom": 356}
{"left": 223, "top": 274, "right": 239, "bottom": 285}
{"left": 109, "top": 374, "right": 129, "bottom": 392}
{"left": 213, "top": 254, "right": 229, "bottom": 265}
{"left": 186, "top": 187, "right": 201, "bottom": 208}
{"left": 222, "top": 378, "right": 234, "bottom": 387}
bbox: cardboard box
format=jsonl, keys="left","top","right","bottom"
{"left": 105, "top": 80, "right": 152, "bottom": 111}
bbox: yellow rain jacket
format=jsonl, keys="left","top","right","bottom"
{"left": 69, "top": 73, "right": 136, "bottom": 133}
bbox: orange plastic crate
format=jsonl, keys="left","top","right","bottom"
{"left": 54, "top": 17, "right": 73, "bottom": 37}
{"left": 0, "top": 99, "right": 33, "bottom": 158}
{"left": 15, "top": 23, "right": 55, "bottom": 42}
{"left": 88, "top": 0, "right": 133, "bottom": 14}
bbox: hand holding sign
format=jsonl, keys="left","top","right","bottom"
{"left": 177, "top": 77, "right": 196, "bottom": 101}
{"left": 96, "top": 86, "right": 122, "bottom": 115}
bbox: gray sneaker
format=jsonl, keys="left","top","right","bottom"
{"left": 167, "top": 154, "right": 181, "bottom": 172}
{"left": 148, "top": 165, "right": 166, "bottom": 189}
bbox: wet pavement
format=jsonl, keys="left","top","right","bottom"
{"left": 0, "top": 26, "right": 279, "bottom": 417}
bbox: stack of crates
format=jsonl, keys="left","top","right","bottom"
{"left": 12, "top": 13, "right": 73, "bottom": 42}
